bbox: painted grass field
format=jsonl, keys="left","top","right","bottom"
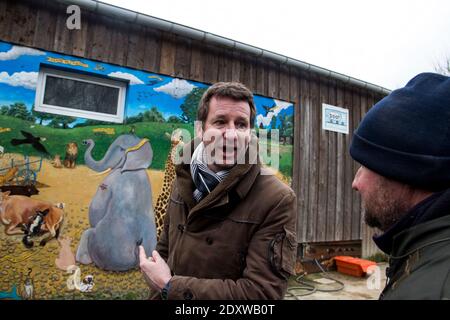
{"left": 0, "top": 115, "right": 293, "bottom": 180}
{"left": 0, "top": 115, "right": 193, "bottom": 171}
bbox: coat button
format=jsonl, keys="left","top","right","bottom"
{"left": 183, "top": 290, "right": 193, "bottom": 300}
{"left": 177, "top": 224, "right": 185, "bottom": 232}
{"left": 206, "top": 237, "right": 213, "bottom": 245}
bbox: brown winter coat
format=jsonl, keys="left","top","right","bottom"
{"left": 150, "top": 139, "right": 297, "bottom": 300}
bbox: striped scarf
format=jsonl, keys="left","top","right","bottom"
{"left": 190, "top": 142, "right": 230, "bottom": 202}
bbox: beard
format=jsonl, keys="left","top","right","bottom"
{"left": 362, "top": 180, "right": 412, "bottom": 232}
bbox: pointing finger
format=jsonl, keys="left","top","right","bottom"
{"left": 139, "top": 245, "right": 147, "bottom": 263}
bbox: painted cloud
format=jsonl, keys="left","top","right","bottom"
{"left": 0, "top": 71, "right": 38, "bottom": 90}
{"left": 256, "top": 99, "right": 293, "bottom": 127}
{"left": 0, "top": 45, "right": 45, "bottom": 61}
{"left": 257, "top": 112, "right": 275, "bottom": 127}
{"left": 154, "top": 78, "right": 195, "bottom": 99}
{"left": 272, "top": 100, "right": 293, "bottom": 114}
{"left": 108, "top": 71, "right": 144, "bottom": 85}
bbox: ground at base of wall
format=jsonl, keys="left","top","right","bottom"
{"left": 285, "top": 263, "right": 387, "bottom": 300}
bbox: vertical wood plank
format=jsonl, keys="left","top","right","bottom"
{"left": 247, "top": 58, "right": 257, "bottom": 92}
{"left": 351, "top": 88, "right": 361, "bottom": 240}
{"left": 217, "top": 49, "right": 232, "bottom": 82}
{"left": 97, "top": 16, "right": 114, "bottom": 62}
{"left": 279, "top": 64, "right": 289, "bottom": 102}
{"left": 17, "top": 0, "right": 36, "bottom": 45}
{"left": 317, "top": 77, "right": 329, "bottom": 242}
{"left": 202, "top": 46, "right": 219, "bottom": 84}
{"left": 6, "top": 0, "right": 35, "bottom": 45}
{"left": 70, "top": 9, "right": 89, "bottom": 57}
{"left": 326, "top": 79, "right": 338, "bottom": 242}
{"left": 142, "top": 28, "right": 162, "bottom": 73}
{"left": 54, "top": 8, "right": 74, "bottom": 55}
{"left": 108, "top": 21, "right": 129, "bottom": 66}
{"left": 174, "top": 37, "right": 192, "bottom": 78}
{"left": 241, "top": 55, "right": 251, "bottom": 89}
{"left": 0, "top": 0, "right": 11, "bottom": 41}
{"left": 289, "top": 68, "right": 300, "bottom": 193}
{"left": 255, "top": 61, "right": 267, "bottom": 96}
{"left": 307, "top": 75, "right": 319, "bottom": 242}
{"left": 298, "top": 73, "right": 310, "bottom": 242}
{"left": 335, "top": 82, "right": 345, "bottom": 241}
{"left": 32, "top": 3, "right": 58, "bottom": 51}
{"left": 267, "top": 61, "right": 279, "bottom": 98}
{"left": 189, "top": 42, "right": 204, "bottom": 81}
{"left": 343, "top": 85, "right": 353, "bottom": 240}
{"left": 83, "top": 14, "right": 100, "bottom": 60}
{"left": 133, "top": 26, "right": 147, "bottom": 70}
{"left": 126, "top": 26, "right": 143, "bottom": 69}
{"left": 231, "top": 51, "right": 241, "bottom": 82}
{"left": 289, "top": 68, "right": 301, "bottom": 241}
{"left": 159, "top": 34, "right": 176, "bottom": 76}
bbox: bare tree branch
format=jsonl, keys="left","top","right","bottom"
{"left": 434, "top": 57, "right": 450, "bottom": 76}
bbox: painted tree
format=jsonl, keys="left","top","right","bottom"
{"left": 125, "top": 113, "right": 144, "bottom": 124}
{"left": 0, "top": 105, "right": 9, "bottom": 115}
{"left": 180, "top": 87, "right": 207, "bottom": 124}
{"left": 143, "top": 107, "right": 165, "bottom": 123}
{"left": 278, "top": 114, "right": 293, "bottom": 145}
{"left": 7, "top": 103, "right": 35, "bottom": 122}
{"left": 48, "top": 115, "right": 76, "bottom": 129}
{"left": 31, "top": 104, "right": 54, "bottom": 125}
{"left": 167, "top": 115, "right": 183, "bottom": 123}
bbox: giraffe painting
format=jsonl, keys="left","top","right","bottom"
{"left": 154, "top": 129, "right": 184, "bottom": 239}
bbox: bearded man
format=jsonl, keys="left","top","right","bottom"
{"left": 350, "top": 72, "right": 450, "bottom": 299}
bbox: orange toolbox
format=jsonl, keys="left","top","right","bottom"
{"left": 334, "top": 256, "right": 376, "bottom": 277}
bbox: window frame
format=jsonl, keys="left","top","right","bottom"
{"left": 35, "top": 66, "right": 127, "bottom": 123}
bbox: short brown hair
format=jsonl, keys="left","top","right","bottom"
{"left": 197, "top": 82, "right": 256, "bottom": 128}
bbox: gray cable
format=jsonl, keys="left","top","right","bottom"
{"left": 285, "top": 258, "right": 345, "bottom": 300}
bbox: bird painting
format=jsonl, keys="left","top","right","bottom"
{"left": 147, "top": 75, "right": 163, "bottom": 86}
{"left": 10, "top": 131, "right": 50, "bottom": 156}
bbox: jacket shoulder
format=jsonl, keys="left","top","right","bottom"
{"left": 254, "top": 167, "right": 296, "bottom": 201}
{"left": 243, "top": 168, "right": 296, "bottom": 223}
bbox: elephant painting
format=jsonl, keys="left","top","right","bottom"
{"left": 76, "top": 134, "right": 157, "bottom": 271}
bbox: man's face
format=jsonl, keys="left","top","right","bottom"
{"left": 201, "top": 96, "right": 251, "bottom": 172}
{"left": 352, "top": 166, "right": 413, "bottom": 232}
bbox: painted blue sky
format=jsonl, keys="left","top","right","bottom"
{"left": 0, "top": 41, "right": 293, "bottom": 128}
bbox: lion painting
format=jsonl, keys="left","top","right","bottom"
{"left": 63, "top": 142, "right": 78, "bottom": 169}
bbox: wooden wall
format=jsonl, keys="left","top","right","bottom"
{"left": 0, "top": 0, "right": 387, "bottom": 244}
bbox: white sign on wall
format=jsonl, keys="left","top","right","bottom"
{"left": 322, "top": 103, "right": 349, "bottom": 134}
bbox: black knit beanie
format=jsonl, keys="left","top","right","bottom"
{"left": 350, "top": 72, "right": 450, "bottom": 191}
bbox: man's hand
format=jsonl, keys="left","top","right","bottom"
{"left": 139, "top": 246, "right": 172, "bottom": 292}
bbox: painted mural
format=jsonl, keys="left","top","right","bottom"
{"left": 0, "top": 41, "right": 294, "bottom": 299}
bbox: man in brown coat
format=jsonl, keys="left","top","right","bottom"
{"left": 139, "top": 82, "right": 297, "bottom": 300}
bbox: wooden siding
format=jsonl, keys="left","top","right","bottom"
{"left": 0, "top": 0, "right": 387, "bottom": 244}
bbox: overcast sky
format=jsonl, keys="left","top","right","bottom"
{"left": 102, "top": 0, "right": 450, "bottom": 90}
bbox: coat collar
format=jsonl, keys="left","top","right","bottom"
{"left": 375, "top": 188, "right": 450, "bottom": 256}
{"left": 390, "top": 214, "right": 450, "bottom": 259}
{"left": 175, "top": 136, "right": 261, "bottom": 220}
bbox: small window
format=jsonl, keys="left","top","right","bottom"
{"left": 35, "top": 66, "right": 126, "bottom": 123}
